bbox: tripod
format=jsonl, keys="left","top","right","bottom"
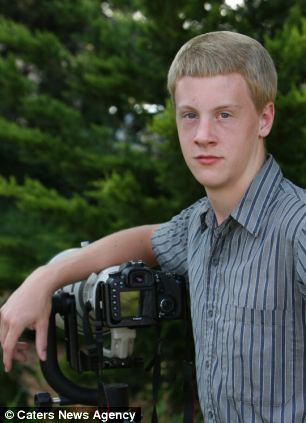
{"left": 34, "top": 292, "right": 140, "bottom": 422}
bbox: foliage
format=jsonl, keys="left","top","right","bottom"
{"left": 265, "top": 13, "right": 306, "bottom": 187}
{"left": 0, "top": 0, "right": 305, "bottom": 415}
{"left": 0, "top": 361, "right": 28, "bottom": 406}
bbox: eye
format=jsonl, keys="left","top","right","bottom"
{"left": 183, "top": 112, "right": 197, "bottom": 120}
{"left": 219, "top": 112, "right": 231, "bottom": 119}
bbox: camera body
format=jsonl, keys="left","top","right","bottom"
{"left": 101, "top": 261, "right": 185, "bottom": 327}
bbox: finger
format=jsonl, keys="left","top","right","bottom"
{"left": 0, "top": 308, "right": 24, "bottom": 372}
{"left": 13, "top": 342, "right": 30, "bottom": 363}
{"left": 14, "top": 341, "right": 29, "bottom": 352}
{"left": 35, "top": 319, "right": 49, "bottom": 362}
{"left": 0, "top": 308, "right": 9, "bottom": 345}
{"left": 2, "top": 327, "right": 23, "bottom": 372}
{"left": 14, "top": 351, "right": 27, "bottom": 363}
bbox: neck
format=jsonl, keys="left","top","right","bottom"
{"left": 206, "top": 153, "right": 266, "bottom": 226}
{"left": 207, "top": 187, "right": 247, "bottom": 225}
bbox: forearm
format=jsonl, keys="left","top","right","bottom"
{"left": 0, "top": 224, "right": 160, "bottom": 371}
{"left": 36, "top": 224, "right": 160, "bottom": 294}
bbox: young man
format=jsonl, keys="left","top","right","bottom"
{"left": 1, "top": 31, "right": 306, "bottom": 422}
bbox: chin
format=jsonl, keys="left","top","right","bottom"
{"left": 192, "top": 172, "right": 223, "bottom": 189}
{"left": 195, "top": 179, "right": 220, "bottom": 190}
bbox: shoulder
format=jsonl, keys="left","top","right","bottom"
{"left": 164, "top": 197, "right": 208, "bottom": 227}
{"left": 152, "top": 197, "right": 207, "bottom": 242}
{"left": 151, "top": 197, "right": 207, "bottom": 275}
{"left": 281, "top": 177, "right": 306, "bottom": 205}
{"left": 278, "top": 178, "right": 306, "bottom": 231}
{"left": 276, "top": 179, "right": 306, "bottom": 264}
{"left": 179, "top": 197, "right": 208, "bottom": 224}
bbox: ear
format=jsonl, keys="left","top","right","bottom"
{"left": 259, "top": 102, "right": 275, "bottom": 138}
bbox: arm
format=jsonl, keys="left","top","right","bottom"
{"left": 0, "top": 224, "right": 159, "bottom": 372}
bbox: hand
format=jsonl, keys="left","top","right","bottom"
{"left": 0, "top": 266, "right": 52, "bottom": 372}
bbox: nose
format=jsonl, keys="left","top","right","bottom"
{"left": 193, "top": 116, "right": 217, "bottom": 146}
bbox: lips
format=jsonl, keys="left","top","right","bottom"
{"left": 194, "top": 155, "right": 221, "bottom": 165}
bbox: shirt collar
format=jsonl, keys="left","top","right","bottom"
{"left": 200, "top": 155, "right": 283, "bottom": 236}
{"left": 200, "top": 199, "right": 214, "bottom": 232}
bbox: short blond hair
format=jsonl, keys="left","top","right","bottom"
{"left": 168, "top": 31, "right": 277, "bottom": 112}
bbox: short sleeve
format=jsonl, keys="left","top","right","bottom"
{"left": 151, "top": 199, "right": 205, "bottom": 276}
{"left": 297, "top": 224, "right": 306, "bottom": 283}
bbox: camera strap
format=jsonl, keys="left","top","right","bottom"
{"left": 150, "top": 323, "right": 161, "bottom": 423}
{"left": 147, "top": 317, "right": 195, "bottom": 423}
{"left": 82, "top": 301, "right": 109, "bottom": 408}
{"left": 182, "top": 314, "right": 195, "bottom": 423}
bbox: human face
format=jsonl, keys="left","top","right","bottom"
{"left": 175, "top": 74, "right": 274, "bottom": 196}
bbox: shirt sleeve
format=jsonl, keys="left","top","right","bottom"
{"left": 151, "top": 199, "right": 204, "bottom": 276}
{"left": 297, "top": 224, "right": 306, "bottom": 299}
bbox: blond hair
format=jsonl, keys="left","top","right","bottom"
{"left": 167, "top": 31, "right": 277, "bottom": 112}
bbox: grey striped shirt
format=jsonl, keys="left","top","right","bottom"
{"left": 151, "top": 155, "right": 306, "bottom": 423}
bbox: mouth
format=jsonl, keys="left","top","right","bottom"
{"left": 194, "top": 155, "right": 222, "bottom": 165}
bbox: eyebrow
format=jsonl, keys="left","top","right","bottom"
{"left": 214, "top": 104, "right": 242, "bottom": 111}
{"left": 176, "top": 103, "right": 242, "bottom": 111}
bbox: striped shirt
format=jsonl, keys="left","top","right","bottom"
{"left": 151, "top": 155, "right": 306, "bottom": 423}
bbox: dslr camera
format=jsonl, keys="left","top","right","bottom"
{"left": 56, "top": 257, "right": 186, "bottom": 333}
{"left": 102, "top": 260, "right": 185, "bottom": 327}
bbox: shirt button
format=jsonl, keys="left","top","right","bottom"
{"left": 208, "top": 309, "right": 213, "bottom": 318}
{"left": 205, "top": 360, "right": 210, "bottom": 369}
{"left": 208, "top": 410, "right": 214, "bottom": 419}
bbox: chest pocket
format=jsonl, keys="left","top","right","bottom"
{"left": 222, "top": 305, "right": 294, "bottom": 407}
